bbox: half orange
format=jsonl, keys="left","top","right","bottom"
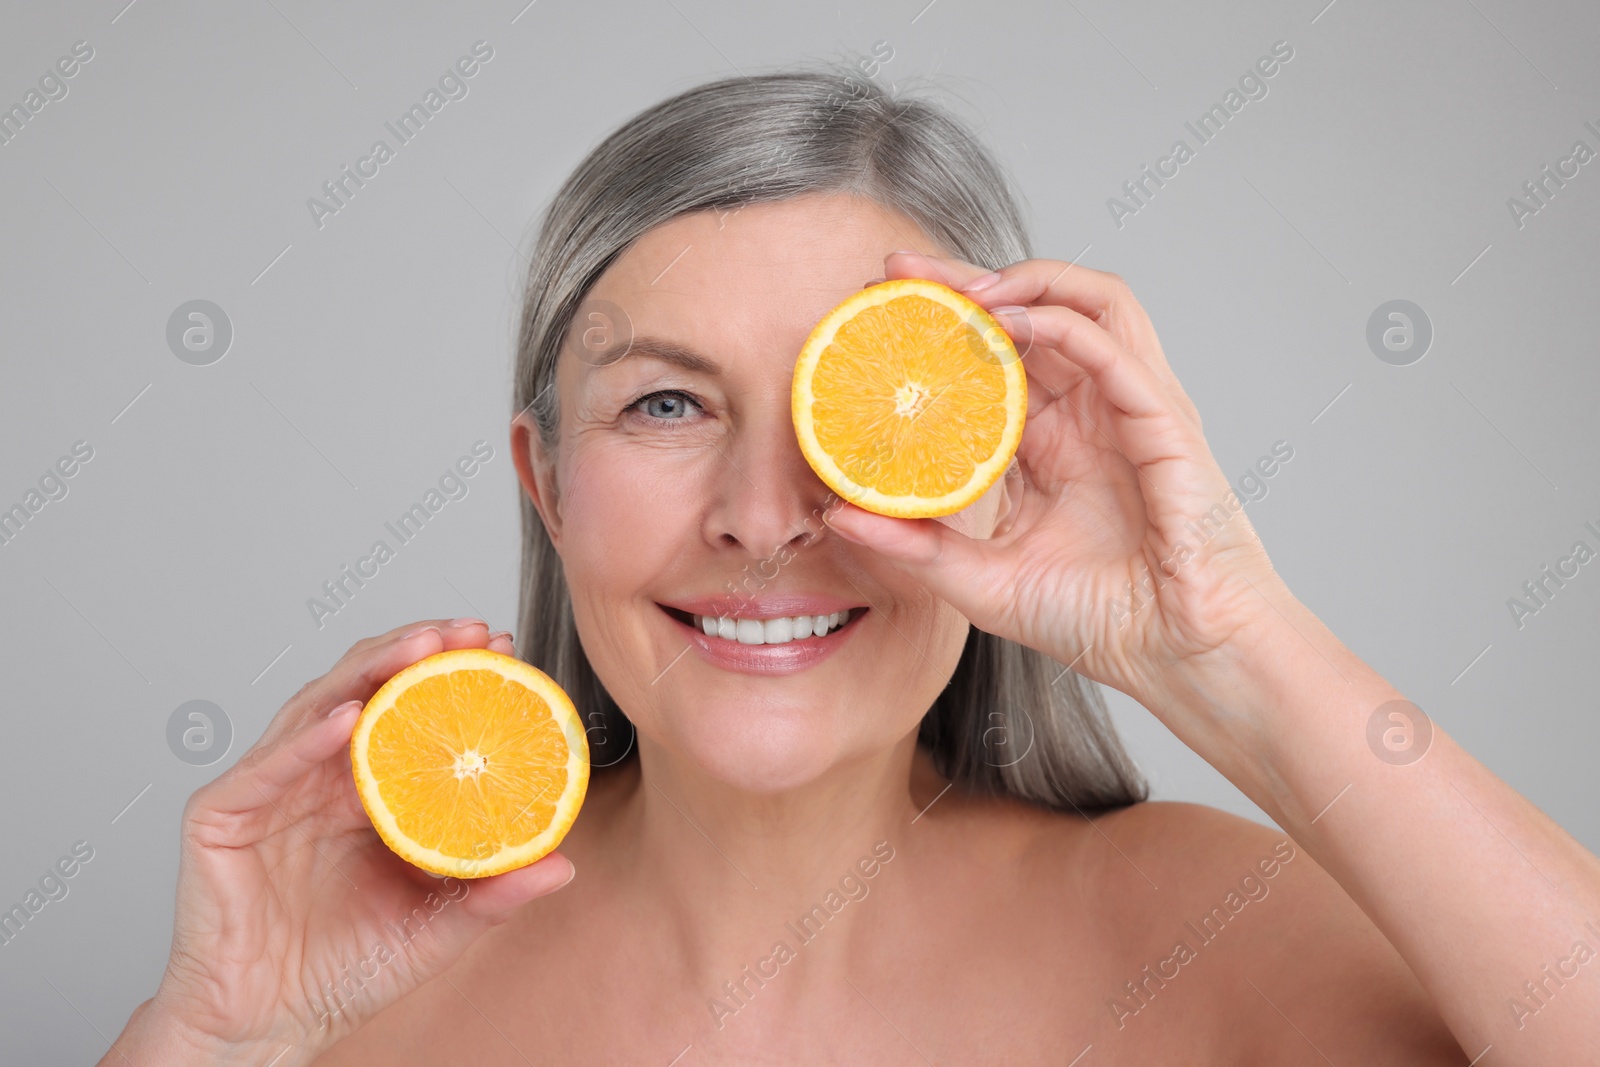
{"left": 350, "top": 648, "right": 589, "bottom": 878}
{"left": 792, "top": 278, "right": 1026, "bottom": 518}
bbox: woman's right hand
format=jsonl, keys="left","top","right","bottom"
{"left": 105, "top": 620, "right": 578, "bottom": 1067}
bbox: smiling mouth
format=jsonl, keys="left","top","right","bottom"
{"left": 658, "top": 605, "right": 866, "bottom": 646}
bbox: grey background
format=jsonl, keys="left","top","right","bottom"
{"left": 2, "top": 0, "right": 1596, "bottom": 1057}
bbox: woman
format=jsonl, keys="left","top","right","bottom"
{"left": 105, "top": 67, "right": 1599, "bottom": 1064}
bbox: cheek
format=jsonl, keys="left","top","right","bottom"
{"left": 919, "top": 597, "right": 974, "bottom": 681}
{"left": 554, "top": 446, "right": 702, "bottom": 702}
{"left": 558, "top": 445, "right": 692, "bottom": 581}
{"left": 855, "top": 564, "right": 970, "bottom": 707}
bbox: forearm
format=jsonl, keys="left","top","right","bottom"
{"left": 1150, "top": 592, "right": 1600, "bottom": 1062}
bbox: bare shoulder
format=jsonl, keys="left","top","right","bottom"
{"left": 1063, "top": 800, "right": 1465, "bottom": 1065}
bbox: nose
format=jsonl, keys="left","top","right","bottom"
{"left": 704, "top": 403, "right": 835, "bottom": 559}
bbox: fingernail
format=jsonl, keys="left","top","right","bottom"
{"left": 490, "top": 630, "right": 515, "bottom": 644}
{"left": 401, "top": 624, "right": 441, "bottom": 639}
{"left": 962, "top": 271, "right": 1002, "bottom": 292}
{"left": 890, "top": 248, "right": 922, "bottom": 257}
{"left": 559, "top": 857, "right": 577, "bottom": 888}
{"left": 328, "top": 699, "right": 362, "bottom": 718}
{"left": 862, "top": 277, "right": 886, "bottom": 288}
{"left": 446, "top": 617, "right": 484, "bottom": 628}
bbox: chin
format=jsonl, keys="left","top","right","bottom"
{"left": 652, "top": 702, "right": 860, "bottom": 794}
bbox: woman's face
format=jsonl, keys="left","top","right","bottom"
{"left": 518, "top": 192, "right": 1009, "bottom": 792}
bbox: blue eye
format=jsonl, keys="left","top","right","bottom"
{"left": 631, "top": 390, "right": 701, "bottom": 421}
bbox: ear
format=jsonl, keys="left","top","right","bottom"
{"left": 511, "top": 414, "right": 562, "bottom": 549}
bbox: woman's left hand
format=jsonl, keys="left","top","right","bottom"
{"left": 823, "top": 251, "right": 1292, "bottom": 726}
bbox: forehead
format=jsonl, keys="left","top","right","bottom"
{"left": 578, "top": 193, "right": 940, "bottom": 368}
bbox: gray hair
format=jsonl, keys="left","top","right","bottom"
{"left": 512, "top": 64, "right": 1147, "bottom": 812}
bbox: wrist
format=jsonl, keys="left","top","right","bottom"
{"left": 107, "top": 994, "right": 302, "bottom": 1067}
{"left": 1143, "top": 591, "right": 1402, "bottom": 816}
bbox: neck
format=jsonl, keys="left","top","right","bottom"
{"left": 609, "top": 731, "right": 926, "bottom": 979}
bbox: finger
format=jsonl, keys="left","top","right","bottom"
{"left": 955, "top": 259, "right": 1200, "bottom": 427}
{"left": 270, "top": 618, "right": 498, "bottom": 741}
{"left": 822, "top": 501, "right": 1000, "bottom": 618}
{"left": 955, "top": 257, "right": 1131, "bottom": 324}
{"left": 210, "top": 619, "right": 514, "bottom": 813}
{"left": 889, "top": 251, "right": 1135, "bottom": 351}
{"left": 340, "top": 615, "right": 492, "bottom": 660}
{"left": 1006, "top": 304, "right": 1216, "bottom": 512}
{"left": 882, "top": 252, "right": 1066, "bottom": 370}
{"left": 882, "top": 249, "right": 994, "bottom": 291}
{"left": 452, "top": 852, "right": 577, "bottom": 921}
{"left": 999, "top": 304, "right": 1171, "bottom": 426}
{"left": 1022, "top": 358, "right": 1087, "bottom": 416}
{"left": 197, "top": 624, "right": 513, "bottom": 825}
{"left": 994, "top": 306, "right": 1092, "bottom": 406}
{"left": 955, "top": 259, "right": 1159, "bottom": 369}
{"left": 391, "top": 854, "right": 577, "bottom": 983}
{"left": 356, "top": 616, "right": 496, "bottom": 662}
{"left": 189, "top": 699, "right": 364, "bottom": 827}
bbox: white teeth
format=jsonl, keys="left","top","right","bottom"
{"left": 689, "top": 610, "right": 853, "bottom": 645}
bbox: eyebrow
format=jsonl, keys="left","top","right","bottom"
{"left": 590, "top": 335, "right": 722, "bottom": 375}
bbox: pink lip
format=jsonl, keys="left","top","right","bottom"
{"left": 659, "top": 593, "right": 866, "bottom": 619}
{"left": 656, "top": 603, "right": 866, "bottom": 676}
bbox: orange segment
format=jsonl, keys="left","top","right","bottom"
{"left": 350, "top": 648, "right": 588, "bottom": 878}
{"left": 793, "top": 278, "right": 1026, "bottom": 518}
